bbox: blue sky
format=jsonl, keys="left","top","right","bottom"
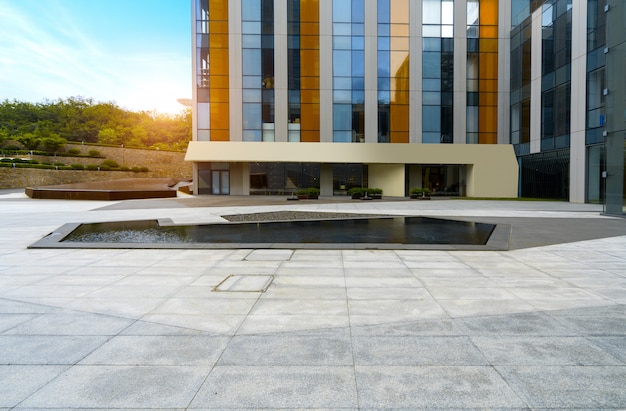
{"left": 0, "top": 0, "right": 191, "bottom": 114}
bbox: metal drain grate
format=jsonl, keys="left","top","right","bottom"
{"left": 213, "top": 275, "right": 274, "bottom": 292}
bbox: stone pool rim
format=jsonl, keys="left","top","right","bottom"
{"left": 28, "top": 215, "right": 511, "bottom": 251}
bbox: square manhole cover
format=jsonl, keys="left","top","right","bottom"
{"left": 213, "top": 275, "right": 274, "bottom": 292}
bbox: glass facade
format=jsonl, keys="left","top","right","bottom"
{"left": 332, "top": 0, "right": 365, "bottom": 143}
{"left": 241, "top": 0, "right": 275, "bottom": 142}
{"left": 196, "top": 0, "right": 229, "bottom": 141}
{"left": 466, "top": 0, "right": 499, "bottom": 144}
{"left": 422, "top": 0, "right": 453, "bottom": 144}
{"left": 192, "top": 0, "right": 625, "bottom": 204}
{"left": 377, "top": 0, "right": 410, "bottom": 143}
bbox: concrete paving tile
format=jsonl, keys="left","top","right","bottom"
{"left": 438, "top": 300, "right": 538, "bottom": 318}
{"left": 86, "top": 284, "right": 185, "bottom": 298}
{"left": 273, "top": 275, "right": 346, "bottom": 287}
{"left": 353, "top": 336, "right": 488, "bottom": 365}
{"left": 556, "top": 315, "right": 626, "bottom": 336}
{"left": 507, "top": 287, "right": 606, "bottom": 301}
{"left": 0, "top": 365, "right": 69, "bottom": 408}
{"left": 428, "top": 287, "right": 518, "bottom": 300}
{"left": 64, "top": 297, "right": 166, "bottom": 318}
{"left": 218, "top": 334, "right": 353, "bottom": 365}
{"left": 275, "top": 266, "right": 345, "bottom": 276}
{"left": 0, "top": 335, "right": 108, "bottom": 364}
{"left": 496, "top": 365, "right": 626, "bottom": 409}
{"left": 263, "top": 286, "right": 347, "bottom": 300}
{"left": 587, "top": 337, "right": 626, "bottom": 363}
{"left": 410, "top": 268, "right": 483, "bottom": 278}
{"left": 355, "top": 366, "right": 527, "bottom": 408}
{"left": 347, "top": 287, "right": 428, "bottom": 300}
{"left": 120, "top": 320, "right": 216, "bottom": 335}
{"left": 19, "top": 365, "right": 210, "bottom": 409}
{"left": 458, "top": 312, "right": 575, "bottom": 336}
{"left": 237, "top": 314, "right": 349, "bottom": 334}
{"left": 345, "top": 276, "right": 422, "bottom": 288}
{"left": 190, "top": 366, "right": 358, "bottom": 408}
{"left": 419, "top": 277, "right": 497, "bottom": 287}
{"left": 527, "top": 298, "right": 619, "bottom": 312}
{"left": 350, "top": 318, "right": 463, "bottom": 336}
{"left": 80, "top": 335, "right": 229, "bottom": 365}
{"left": 472, "top": 336, "right": 621, "bottom": 365}
{"left": 251, "top": 298, "right": 348, "bottom": 316}
{"left": 348, "top": 299, "right": 448, "bottom": 321}
{"left": 0, "top": 314, "right": 39, "bottom": 333}
{"left": 4, "top": 311, "right": 134, "bottom": 335}
{"left": 0, "top": 275, "right": 51, "bottom": 286}
{"left": 244, "top": 249, "right": 294, "bottom": 261}
{"left": 1, "top": 285, "right": 101, "bottom": 299}
{"left": 344, "top": 267, "right": 414, "bottom": 277}
{"left": 139, "top": 314, "right": 245, "bottom": 335}
{"left": 343, "top": 250, "right": 402, "bottom": 262}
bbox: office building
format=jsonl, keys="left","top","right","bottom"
{"left": 186, "top": 0, "right": 625, "bottom": 213}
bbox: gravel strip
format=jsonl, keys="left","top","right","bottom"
{"left": 221, "top": 211, "right": 388, "bottom": 222}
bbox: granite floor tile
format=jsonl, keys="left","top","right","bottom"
{"left": 19, "top": 365, "right": 210, "bottom": 409}
{"left": 0, "top": 335, "right": 108, "bottom": 364}
{"left": 0, "top": 365, "right": 69, "bottom": 408}
{"left": 355, "top": 366, "right": 527, "bottom": 408}
{"left": 218, "top": 333, "right": 353, "bottom": 365}
{"left": 190, "top": 366, "right": 358, "bottom": 409}
{"left": 4, "top": 311, "right": 134, "bottom": 336}
{"left": 353, "top": 336, "right": 488, "bottom": 365}
{"left": 496, "top": 365, "right": 626, "bottom": 409}
{"left": 472, "top": 336, "right": 621, "bottom": 365}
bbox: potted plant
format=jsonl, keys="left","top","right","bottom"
{"left": 369, "top": 187, "right": 383, "bottom": 199}
{"left": 348, "top": 187, "right": 364, "bottom": 199}
{"left": 409, "top": 187, "right": 431, "bottom": 199}
{"left": 295, "top": 187, "right": 319, "bottom": 199}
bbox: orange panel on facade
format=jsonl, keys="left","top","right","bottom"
{"left": 210, "top": 21, "right": 228, "bottom": 33}
{"left": 479, "top": 53, "right": 498, "bottom": 79}
{"left": 301, "top": 90, "right": 320, "bottom": 104}
{"left": 210, "top": 88, "right": 229, "bottom": 103}
{"left": 301, "top": 0, "right": 319, "bottom": 22}
{"left": 390, "top": 0, "right": 409, "bottom": 23}
{"left": 301, "top": 50, "right": 319, "bottom": 74}
{"left": 300, "top": 130, "right": 320, "bottom": 142}
{"left": 479, "top": 0, "right": 498, "bottom": 26}
{"left": 479, "top": 92, "right": 498, "bottom": 106}
{"left": 300, "top": 76, "right": 320, "bottom": 90}
{"left": 479, "top": 132, "right": 497, "bottom": 144}
{"left": 391, "top": 131, "right": 409, "bottom": 143}
{"left": 209, "top": 0, "right": 228, "bottom": 21}
{"left": 390, "top": 104, "right": 409, "bottom": 132}
{"left": 479, "top": 25, "right": 498, "bottom": 38}
{"left": 210, "top": 34, "right": 229, "bottom": 49}
{"left": 210, "top": 129, "right": 230, "bottom": 141}
{"left": 300, "top": 22, "right": 319, "bottom": 35}
{"left": 479, "top": 38, "right": 498, "bottom": 52}
{"left": 210, "top": 49, "right": 229, "bottom": 75}
{"left": 479, "top": 106, "right": 497, "bottom": 134}
{"left": 210, "top": 103, "right": 229, "bottom": 130}
{"left": 210, "top": 75, "right": 230, "bottom": 89}
{"left": 301, "top": 35, "right": 319, "bottom": 49}
{"left": 301, "top": 103, "right": 320, "bottom": 131}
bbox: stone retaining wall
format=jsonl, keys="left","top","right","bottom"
{"left": 0, "top": 143, "right": 192, "bottom": 189}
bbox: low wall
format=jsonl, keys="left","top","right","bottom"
{"left": 0, "top": 144, "right": 192, "bottom": 189}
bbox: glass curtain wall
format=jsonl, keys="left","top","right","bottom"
{"left": 422, "top": 0, "right": 454, "bottom": 144}
{"left": 540, "top": 0, "right": 572, "bottom": 151}
{"left": 242, "top": 0, "right": 275, "bottom": 141}
{"left": 288, "top": 0, "right": 320, "bottom": 142}
{"left": 510, "top": 8, "right": 532, "bottom": 154}
{"left": 332, "top": 0, "right": 365, "bottom": 143}
{"left": 586, "top": 0, "right": 606, "bottom": 203}
{"left": 196, "top": 0, "right": 229, "bottom": 141}
{"left": 377, "top": 0, "right": 409, "bottom": 143}
{"left": 467, "top": 0, "right": 499, "bottom": 144}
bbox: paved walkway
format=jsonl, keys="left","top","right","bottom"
{"left": 0, "top": 191, "right": 625, "bottom": 409}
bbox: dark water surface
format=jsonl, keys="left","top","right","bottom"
{"left": 63, "top": 217, "right": 495, "bottom": 245}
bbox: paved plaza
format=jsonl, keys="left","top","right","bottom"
{"left": 0, "top": 190, "right": 625, "bottom": 409}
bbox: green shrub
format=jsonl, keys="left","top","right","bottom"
{"left": 347, "top": 187, "right": 364, "bottom": 196}
{"left": 0, "top": 158, "right": 12, "bottom": 163}
{"left": 54, "top": 162, "right": 65, "bottom": 167}
{"left": 86, "top": 164, "right": 99, "bottom": 170}
{"left": 100, "top": 159, "right": 119, "bottom": 168}
{"left": 67, "top": 148, "right": 81, "bottom": 155}
{"left": 87, "top": 149, "right": 102, "bottom": 157}
{"left": 99, "top": 164, "right": 111, "bottom": 171}
{"left": 120, "top": 166, "right": 130, "bottom": 172}
{"left": 139, "top": 166, "right": 149, "bottom": 172}
{"left": 70, "top": 163, "right": 85, "bottom": 170}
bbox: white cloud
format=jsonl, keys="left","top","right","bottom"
{"left": 0, "top": 1, "right": 191, "bottom": 114}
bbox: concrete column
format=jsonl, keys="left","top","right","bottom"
{"left": 320, "top": 163, "right": 333, "bottom": 196}
{"left": 453, "top": 0, "right": 467, "bottom": 144}
{"left": 569, "top": 0, "right": 588, "bottom": 203}
{"left": 274, "top": 0, "right": 289, "bottom": 142}
{"left": 529, "top": 7, "right": 542, "bottom": 153}
{"left": 498, "top": 0, "right": 512, "bottom": 144}
{"left": 319, "top": 0, "right": 333, "bottom": 142}
{"left": 229, "top": 0, "right": 243, "bottom": 141}
{"left": 409, "top": 0, "right": 422, "bottom": 143}
{"left": 364, "top": 0, "right": 378, "bottom": 143}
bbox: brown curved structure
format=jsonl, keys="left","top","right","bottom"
{"left": 25, "top": 178, "right": 181, "bottom": 201}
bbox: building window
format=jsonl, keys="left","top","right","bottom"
{"left": 332, "top": 0, "right": 365, "bottom": 143}
{"left": 422, "top": 0, "right": 453, "bottom": 144}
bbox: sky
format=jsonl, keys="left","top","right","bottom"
{"left": 0, "top": 0, "right": 191, "bottom": 114}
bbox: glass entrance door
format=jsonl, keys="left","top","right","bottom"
{"left": 211, "top": 170, "right": 230, "bottom": 195}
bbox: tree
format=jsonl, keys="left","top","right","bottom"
{"left": 40, "top": 135, "right": 67, "bottom": 154}
{"left": 15, "top": 133, "right": 41, "bottom": 150}
{"left": 97, "top": 128, "right": 118, "bottom": 145}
